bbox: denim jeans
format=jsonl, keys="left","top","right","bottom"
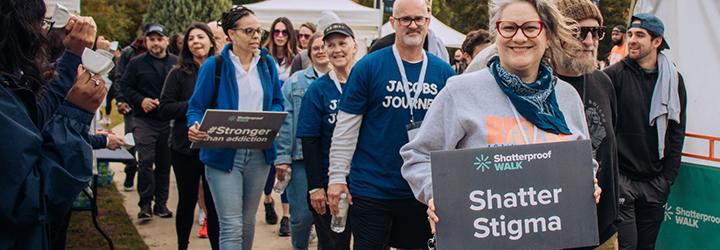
{"left": 286, "top": 161, "right": 314, "bottom": 249}
{"left": 205, "top": 149, "right": 270, "bottom": 250}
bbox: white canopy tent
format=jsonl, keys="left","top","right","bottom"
{"left": 634, "top": 0, "right": 720, "bottom": 167}
{"left": 244, "top": 0, "right": 383, "bottom": 56}
{"left": 380, "top": 17, "right": 466, "bottom": 48}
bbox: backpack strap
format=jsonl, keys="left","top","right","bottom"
{"left": 210, "top": 55, "right": 223, "bottom": 109}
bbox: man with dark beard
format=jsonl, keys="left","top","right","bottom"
{"left": 604, "top": 13, "right": 686, "bottom": 250}
{"left": 553, "top": 0, "right": 619, "bottom": 248}
{"left": 608, "top": 25, "right": 627, "bottom": 65}
{"left": 120, "top": 23, "right": 178, "bottom": 222}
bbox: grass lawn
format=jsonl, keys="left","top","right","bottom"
{"left": 66, "top": 184, "right": 148, "bottom": 250}
{"left": 66, "top": 105, "right": 148, "bottom": 249}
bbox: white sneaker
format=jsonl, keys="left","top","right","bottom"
{"left": 309, "top": 227, "right": 316, "bottom": 243}
{"left": 198, "top": 210, "right": 205, "bottom": 225}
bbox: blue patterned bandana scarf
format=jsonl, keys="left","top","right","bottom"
{"left": 488, "top": 56, "right": 571, "bottom": 135}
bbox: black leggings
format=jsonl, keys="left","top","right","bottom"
{"left": 171, "top": 150, "right": 219, "bottom": 250}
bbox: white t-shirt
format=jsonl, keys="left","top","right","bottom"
{"left": 229, "top": 50, "right": 263, "bottom": 111}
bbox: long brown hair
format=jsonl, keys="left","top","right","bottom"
{"left": 0, "top": 0, "right": 48, "bottom": 92}
{"left": 265, "top": 17, "right": 298, "bottom": 67}
{"left": 177, "top": 22, "right": 217, "bottom": 75}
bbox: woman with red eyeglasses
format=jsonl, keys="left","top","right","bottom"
{"left": 400, "top": 0, "right": 602, "bottom": 236}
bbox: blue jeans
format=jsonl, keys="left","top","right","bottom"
{"left": 286, "top": 161, "right": 314, "bottom": 249}
{"left": 205, "top": 149, "right": 270, "bottom": 250}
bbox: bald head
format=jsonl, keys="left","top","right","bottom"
{"left": 208, "top": 21, "right": 228, "bottom": 53}
{"left": 392, "top": 0, "right": 429, "bottom": 17}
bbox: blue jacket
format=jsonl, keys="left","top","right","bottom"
{"left": 0, "top": 51, "right": 93, "bottom": 249}
{"left": 187, "top": 45, "right": 284, "bottom": 171}
{"left": 275, "top": 66, "right": 322, "bottom": 165}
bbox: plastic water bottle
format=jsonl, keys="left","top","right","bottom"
{"left": 273, "top": 168, "right": 292, "bottom": 193}
{"left": 331, "top": 193, "right": 349, "bottom": 233}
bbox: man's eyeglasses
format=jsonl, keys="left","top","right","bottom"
{"left": 578, "top": 26, "right": 606, "bottom": 41}
{"left": 495, "top": 21, "right": 544, "bottom": 39}
{"left": 232, "top": 27, "right": 266, "bottom": 37}
{"left": 393, "top": 16, "right": 429, "bottom": 26}
{"left": 273, "top": 29, "right": 289, "bottom": 37}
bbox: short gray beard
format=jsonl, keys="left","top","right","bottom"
{"left": 558, "top": 53, "right": 596, "bottom": 75}
{"left": 401, "top": 33, "right": 424, "bottom": 47}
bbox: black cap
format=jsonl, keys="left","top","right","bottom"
{"left": 144, "top": 23, "right": 168, "bottom": 37}
{"left": 323, "top": 23, "right": 354, "bottom": 41}
{"left": 629, "top": 13, "right": 669, "bottom": 50}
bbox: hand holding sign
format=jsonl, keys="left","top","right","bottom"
{"left": 188, "top": 121, "right": 209, "bottom": 143}
{"left": 427, "top": 198, "right": 439, "bottom": 234}
{"left": 594, "top": 178, "right": 602, "bottom": 204}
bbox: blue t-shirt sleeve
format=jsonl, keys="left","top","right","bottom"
{"left": 338, "top": 59, "right": 371, "bottom": 115}
{"left": 296, "top": 83, "right": 323, "bottom": 138}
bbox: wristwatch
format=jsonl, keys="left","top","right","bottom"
{"left": 308, "top": 188, "right": 323, "bottom": 194}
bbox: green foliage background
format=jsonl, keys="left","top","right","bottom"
{"left": 82, "top": 0, "right": 631, "bottom": 59}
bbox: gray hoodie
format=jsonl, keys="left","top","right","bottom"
{"left": 400, "top": 69, "right": 592, "bottom": 204}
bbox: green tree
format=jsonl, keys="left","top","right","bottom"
{"left": 143, "top": 0, "right": 232, "bottom": 36}
{"left": 81, "top": 0, "right": 132, "bottom": 45}
{"left": 432, "top": 0, "right": 489, "bottom": 34}
{"left": 233, "top": 0, "right": 264, "bottom": 4}
{"left": 82, "top": 0, "right": 150, "bottom": 46}
{"left": 598, "top": 0, "right": 632, "bottom": 60}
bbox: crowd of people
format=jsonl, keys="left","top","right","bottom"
{"left": 1, "top": 0, "right": 687, "bottom": 249}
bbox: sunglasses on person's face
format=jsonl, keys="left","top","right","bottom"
{"left": 577, "top": 26, "right": 606, "bottom": 41}
{"left": 273, "top": 29, "right": 289, "bottom": 37}
{"left": 298, "top": 33, "right": 311, "bottom": 40}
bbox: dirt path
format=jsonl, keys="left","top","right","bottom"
{"left": 110, "top": 124, "right": 316, "bottom": 250}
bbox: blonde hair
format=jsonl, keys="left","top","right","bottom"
{"left": 306, "top": 31, "right": 324, "bottom": 62}
{"left": 488, "top": 0, "right": 580, "bottom": 63}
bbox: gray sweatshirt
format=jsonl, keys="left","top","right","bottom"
{"left": 400, "top": 69, "right": 592, "bottom": 204}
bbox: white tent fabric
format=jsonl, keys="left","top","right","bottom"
{"left": 634, "top": 0, "right": 720, "bottom": 167}
{"left": 244, "top": 0, "right": 383, "bottom": 56}
{"left": 380, "top": 17, "right": 466, "bottom": 48}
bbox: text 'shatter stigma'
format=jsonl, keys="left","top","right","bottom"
{"left": 469, "top": 187, "right": 563, "bottom": 240}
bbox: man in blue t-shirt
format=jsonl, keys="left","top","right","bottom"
{"left": 326, "top": 0, "right": 455, "bottom": 248}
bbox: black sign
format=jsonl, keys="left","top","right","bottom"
{"left": 191, "top": 109, "right": 287, "bottom": 149}
{"left": 431, "top": 140, "right": 598, "bottom": 249}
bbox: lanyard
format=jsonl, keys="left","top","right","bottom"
{"left": 506, "top": 97, "right": 537, "bottom": 144}
{"left": 329, "top": 70, "right": 343, "bottom": 94}
{"left": 392, "top": 45, "right": 428, "bottom": 123}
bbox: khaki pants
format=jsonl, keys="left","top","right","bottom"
{"left": 595, "top": 233, "right": 619, "bottom": 250}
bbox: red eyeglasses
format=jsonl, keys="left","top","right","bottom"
{"left": 495, "top": 20, "right": 544, "bottom": 39}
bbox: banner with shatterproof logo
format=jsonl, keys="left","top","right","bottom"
{"left": 431, "top": 140, "right": 598, "bottom": 249}
{"left": 656, "top": 163, "right": 720, "bottom": 249}
{"left": 191, "top": 109, "right": 287, "bottom": 149}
